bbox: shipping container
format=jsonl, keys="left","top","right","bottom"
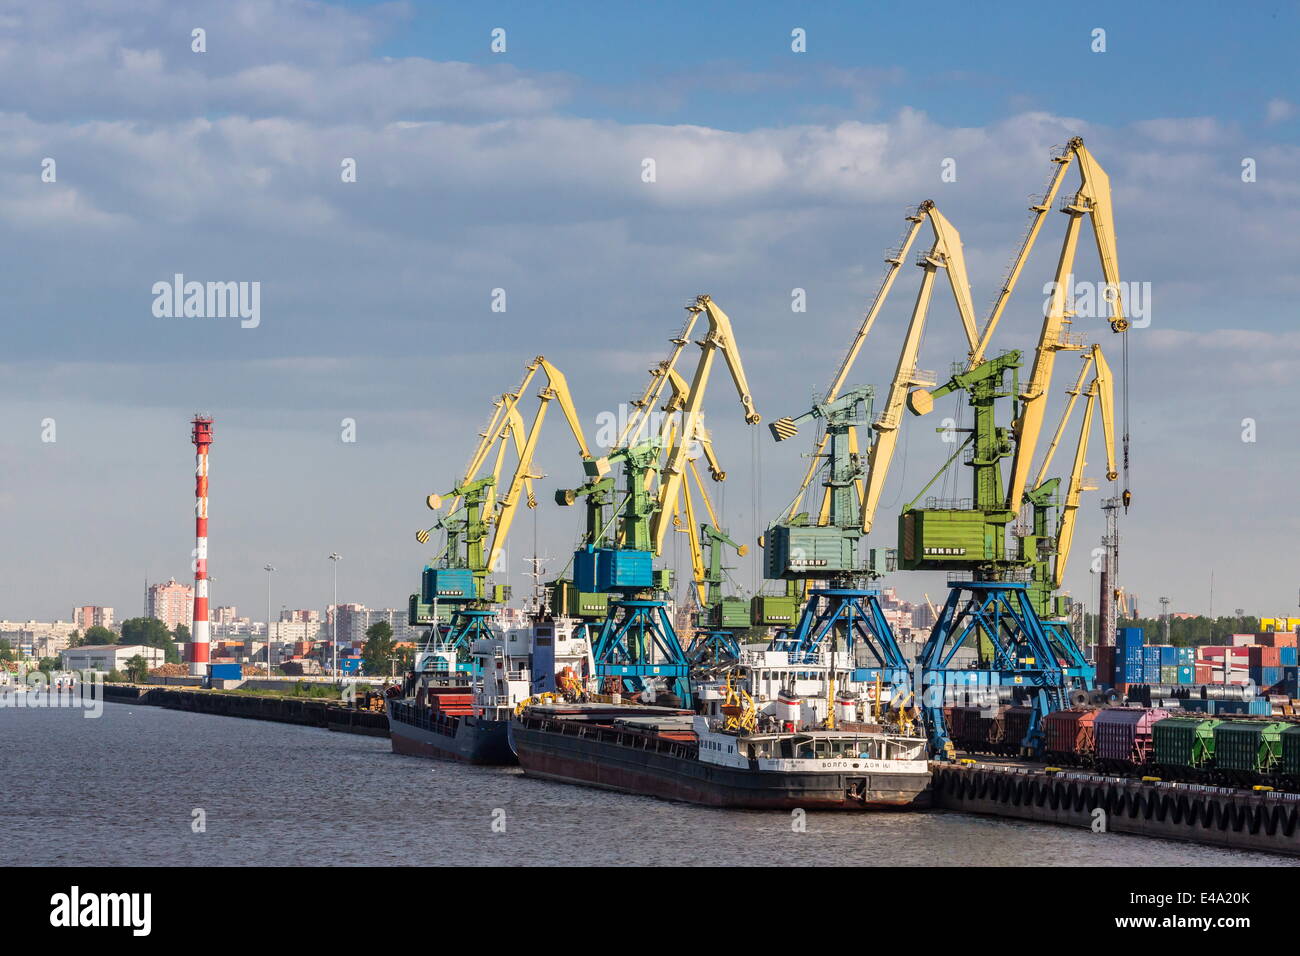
{"left": 1248, "top": 645, "right": 1282, "bottom": 668}
{"left": 1159, "top": 665, "right": 1178, "bottom": 684}
{"left": 209, "top": 663, "right": 242, "bottom": 680}
{"left": 1117, "top": 627, "right": 1144, "bottom": 648}
{"left": 1142, "top": 646, "right": 1161, "bottom": 665}
{"left": 1176, "top": 665, "right": 1194, "bottom": 684}
{"left": 1282, "top": 646, "right": 1298, "bottom": 667}
{"left": 1258, "top": 631, "right": 1299, "bottom": 648}
{"left": 1157, "top": 645, "right": 1178, "bottom": 667}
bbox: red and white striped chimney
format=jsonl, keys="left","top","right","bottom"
{"left": 189, "top": 416, "right": 214, "bottom": 676}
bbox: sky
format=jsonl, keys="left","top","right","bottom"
{"left": 1, "top": 0, "right": 1298, "bottom": 624}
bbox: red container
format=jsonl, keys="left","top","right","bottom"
{"left": 1093, "top": 707, "right": 1169, "bottom": 766}
{"left": 1194, "top": 663, "right": 1214, "bottom": 683}
{"left": 1248, "top": 645, "right": 1281, "bottom": 667}
{"left": 1257, "top": 632, "right": 1298, "bottom": 648}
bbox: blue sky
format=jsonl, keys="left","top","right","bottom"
{"left": 355, "top": 0, "right": 1300, "bottom": 138}
{"left": 1, "top": 0, "right": 1297, "bottom": 624}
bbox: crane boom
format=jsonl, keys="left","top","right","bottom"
{"left": 1005, "top": 138, "right": 1127, "bottom": 515}
{"left": 781, "top": 204, "right": 928, "bottom": 524}
{"left": 861, "top": 203, "right": 976, "bottom": 532}
{"left": 485, "top": 359, "right": 601, "bottom": 578}
{"left": 651, "top": 295, "right": 759, "bottom": 555}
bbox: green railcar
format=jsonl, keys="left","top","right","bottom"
{"left": 1280, "top": 725, "right": 1300, "bottom": 779}
{"left": 1213, "top": 720, "right": 1288, "bottom": 774}
{"left": 1153, "top": 716, "right": 1220, "bottom": 771}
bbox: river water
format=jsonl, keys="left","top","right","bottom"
{"left": 3, "top": 701, "right": 1292, "bottom": 866}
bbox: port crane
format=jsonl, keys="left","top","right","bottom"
{"left": 557, "top": 295, "right": 760, "bottom": 703}
{"left": 762, "top": 201, "right": 977, "bottom": 683}
{"left": 414, "top": 357, "right": 601, "bottom": 665}
{"left": 902, "top": 138, "right": 1128, "bottom": 754}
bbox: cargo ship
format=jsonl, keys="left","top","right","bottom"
{"left": 509, "top": 700, "right": 931, "bottom": 809}
{"left": 387, "top": 616, "right": 593, "bottom": 765}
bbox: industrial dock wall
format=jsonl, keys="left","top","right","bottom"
{"left": 100, "top": 684, "right": 389, "bottom": 737}
{"left": 932, "top": 764, "right": 1300, "bottom": 856}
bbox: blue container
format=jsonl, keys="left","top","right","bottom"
{"left": 1143, "top": 665, "right": 1162, "bottom": 683}
{"left": 339, "top": 656, "right": 362, "bottom": 675}
{"left": 1177, "top": 665, "right": 1194, "bottom": 684}
{"left": 1281, "top": 647, "right": 1298, "bottom": 667}
{"left": 1117, "top": 627, "right": 1144, "bottom": 648}
{"left": 1247, "top": 698, "right": 1273, "bottom": 716}
{"left": 422, "top": 567, "right": 474, "bottom": 603}
{"left": 1177, "top": 646, "right": 1195, "bottom": 664}
{"left": 573, "top": 548, "right": 600, "bottom": 593}
{"left": 1251, "top": 666, "right": 1282, "bottom": 690}
{"left": 1142, "top": 646, "right": 1160, "bottom": 665}
{"left": 1121, "top": 662, "right": 1144, "bottom": 683}
{"left": 1158, "top": 645, "right": 1178, "bottom": 666}
{"left": 594, "top": 548, "right": 653, "bottom": 591}
{"left": 209, "top": 663, "right": 242, "bottom": 680}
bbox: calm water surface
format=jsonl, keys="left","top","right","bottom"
{"left": 2, "top": 701, "right": 1293, "bottom": 866}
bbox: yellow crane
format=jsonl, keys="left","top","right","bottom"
{"left": 860, "top": 201, "right": 977, "bottom": 533}
{"left": 775, "top": 201, "right": 979, "bottom": 537}
{"left": 650, "top": 294, "right": 760, "bottom": 555}
{"left": 422, "top": 356, "right": 604, "bottom": 599}
{"left": 969, "top": 137, "right": 1127, "bottom": 515}
{"left": 1033, "top": 345, "right": 1117, "bottom": 589}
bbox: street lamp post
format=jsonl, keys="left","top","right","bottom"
{"left": 264, "top": 564, "right": 276, "bottom": 673}
{"left": 329, "top": 553, "right": 342, "bottom": 678}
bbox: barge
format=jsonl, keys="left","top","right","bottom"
{"left": 510, "top": 701, "right": 931, "bottom": 809}
{"left": 387, "top": 616, "right": 592, "bottom": 765}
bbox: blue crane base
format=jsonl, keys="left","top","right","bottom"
{"left": 592, "top": 598, "right": 691, "bottom": 705}
{"left": 443, "top": 607, "right": 497, "bottom": 660}
{"left": 768, "top": 587, "right": 910, "bottom": 689}
{"left": 687, "top": 629, "right": 742, "bottom": 667}
{"left": 918, "top": 581, "right": 1095, "bottom": 758}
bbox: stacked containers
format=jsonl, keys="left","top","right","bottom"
{"left": 1248, "top": 645, "right": 1283, "bottom": 692}
{"left": 1094, "top": 707, "right": 1169, "bottom": 767}
{"left": 1115, "top": 628, "right": 1144, "bottom": 686}
{"left": 1142, "top": 646, "right": 1161, "bottom": 685}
